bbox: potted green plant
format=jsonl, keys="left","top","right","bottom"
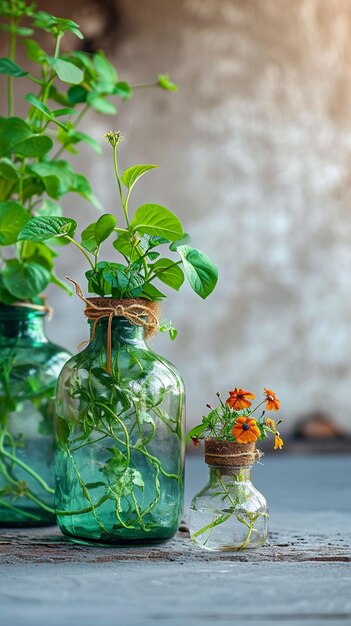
{"left": 18, "top": 131, "right": 218, "bottom": 543}
{"left": 187, "top": 387, "right": 283, "bottom": 551}
{"left": 0, "top": 0, "right": 176, "bottom": 526}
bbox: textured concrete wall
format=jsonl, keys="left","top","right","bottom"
{"left": 4, "top": 0, "right": 351, "bottom": 432}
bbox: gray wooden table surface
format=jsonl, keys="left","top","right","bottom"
{"left": 0, "top": 455, "right": 350, "bottom": 626}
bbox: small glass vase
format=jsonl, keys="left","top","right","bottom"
{"left": 0, "top": 304, "right": 71, "bottom": 526}
{"left": 189, "top": 439, "right": 268, "bottom": 551}
{"left": 55, "top": 300, "right": 185, "bottom": 545}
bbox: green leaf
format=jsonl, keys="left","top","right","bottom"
{"left": 67, "top": 85, "right": 88, "bottom": 103}
{"left": 169, "top": 233, "right": 191, "bottom": 251}
{"left": 21, "top": 242, "right": 57, "bottom": 271}
{"left": 87, "top": 92, "right": 117, "bottom": 115}
{"left": 57, "top": 415, "right": 70, "bottom": 445}
{"left": 81, "top": 223, "right": 98, "bottom": 253}
{"left": 17, "top": 216, "right": 77, "bottom": 242}
{"left": 138, "top": 411, "right": 155, "bottom": 425}
{"left": 112, "top": 231, "right": 139, "bottom": 262}
{"left": 72, "top": 173, "right": 102, "bottom": 209}
{"left": 113, "top": 81, "right": 132, "bottom": 100}
{"left": 1, "top": 117, "right": 30, "bottom": 147}
{"left": 0, "top": 117, "right": 53, "bottom": 157}
{"left": 14, "top": 135, "right": 53, "bottom": 158}
{"left": 122, "top": 164, "right": 158, "bottom": 191}
{"left": 24, "top": 39, "right": 47, "bottom": 63}
{"left": 25, "top": 94, "right": 68, "bottom": 130}
{"left": 51, "top": 58, "right": 84, "bottom": 85}
{"left": 25, "top": 93, "right": 51, "bottom": 116}
{"left": 0, "top": 57, "right": 28, "bottom": 77}
{"left": 0, "top": 158, "right": 19, "bottom": 181}
{"left": 0, "top": 275, "right": 17, "bottom": 305}
{"left": 140, "top": 282, "right": 166, "bottom": 301}
{"left": 62, "top": 130, "right": 102, "bottom": 154}
{"left": 29, "top": 161, "right": 74, "bottom": 198}
{"left": 99, "top": 262, "right": 144, "bottom": 298}
{"left": 176, "top": 245, "right": 218, "bottom": 299}
{"left": 3, "top": 260, "right": 51, "bottom": 299}
{"left": 131, "top": 204, "right": 184, "bottom": 242}
{"left": 157, "top": 73, "right": 178, "bottom": 92}
{"left": 0, "top": 201, "right": 30, "bottom": 245}
{"left": 186, "top": 423, "right": 207, "bottom": 443}
{"left": 159, "top": 319, "right": 178, "bottom": 341}
{"left": 95, "top": 214, "right": 117, "bottom": 245}
{"left": 93, "top": 51, "right": 117, "bottom": 92}
{"left": 34, "top": 12, "right": 83, "bottom": 39}
{"left": 53, "top": 108, "right": 76, "bottom": 117}
{"left": 151, "top": 258, "right": 184, "bottom": 291}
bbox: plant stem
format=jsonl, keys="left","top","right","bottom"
{"left": 64, "top": 444, "right": 108, "bottom": 533}
{"left": 0, "top": 497, "right": 41, "bottom": 521}
{"left": 113, "top": 145, "right": 129, "bottom": 226}
{"left": 8, "top": 17, "right": 17, "bottom": 116}
{"left": 0, "top": 436, "right": 54, "bottom": 495}
{"left": 131, "top": 82, "right": 158, "bottom": 89}
{"left": 65, "top": 236, "right": 95, "bottom": 270}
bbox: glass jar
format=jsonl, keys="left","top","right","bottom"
{"left": 55, "top": 306, "right": 185, "bottom": 545}
{"left": 189, "top": 439, "right": 268, "bottom": 551}
{"left": 0, "top": 305, "right": 71, "bottom": 526}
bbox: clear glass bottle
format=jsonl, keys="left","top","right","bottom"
{"left": 55, "top": 307, "right": 185, "bottom": 545}
{"left": 0, "top": 305, "right": 71, "bottom": 526}
{"left": 190, "top": 440, "right": 268, "bottom": 551}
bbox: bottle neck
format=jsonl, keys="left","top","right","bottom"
{"left": 208, "top": 466, "right": 252, "bottom": 483}
{"left": 88, "top": 316, "right": 148, "bottom": 349}
{"left": 0, "top": 306, "right": 48, "bottom": 346}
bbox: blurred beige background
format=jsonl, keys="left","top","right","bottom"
{"left": 4, "top": 0, "right": 351, "bottom": 434}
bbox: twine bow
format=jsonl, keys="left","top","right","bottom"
{"left": 67, "top": 277, "right": 159, "bottom": 374}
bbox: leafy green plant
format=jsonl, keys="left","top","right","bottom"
{"left": 0, "top": 0, "right": 177, "bottom": 305}
{"left": 17, "top": 131, "right": 218, "bottom": 324}
{"left": 0, "top": 0, "right": 177, "bottom": 527}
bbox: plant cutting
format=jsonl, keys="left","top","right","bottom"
{"left": 17, "top": 130, "right": 218, "bottom": 544}
{"left": 188, "top": 387, "right": 283, "bottom": 551}
{"left": 0, "top": 0, "right": 177, "bottom": 526}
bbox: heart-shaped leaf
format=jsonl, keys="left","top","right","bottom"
{"left": 95, "top": 213, "right": 117, "bottom": 245}
{"left": 0, "top": 201, "right": 30, "bottom": 245}
{"left": 176, "top": 245, "right": 218, "bottom": 299}
{"left": 3, "top": 260, "right": 51, "bottom": 299}
{"left": 151, "top": 258, "right": 184, "bottom": 291}
{"left": 131, "top": 204, "right": 183, "bottom": 242}
{"left": 17, "top": 216, "right": 77, "bottom": 242}
{"left": 122, "top": 165, "right": 157, "bottom": 191}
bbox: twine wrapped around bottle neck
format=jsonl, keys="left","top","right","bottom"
{"left": 204, "top": 438, "right": 262, "bottom": 467}
{"left": 8, "top": 301, "right": 53, "bottom": 320}
{"left": 67, "top": 277, "right": 159, "bottom": 375}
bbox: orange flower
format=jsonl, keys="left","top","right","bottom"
{"left": 191, "top": 437, "right": 200, "bottom": 448}
{"left": 274, "top": 433, "right": 284, "bottom": 450}
{"left": 264, "top": 388, "right": 280, "bottom": 411}
{"left": 232, "top": 416, "right": 261, "bottom": 444}
{"left": 265, "top": 417, "right": 276, "bottom": 432}
{"left": 226, "top": 388, "right": 256, "bottom": 411}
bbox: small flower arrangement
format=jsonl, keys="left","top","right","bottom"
{"left": 188, "top": 387, "right": 284, "bottom": 551}
{"left": 187, "top": 387, "right": 284, "bottom": 450}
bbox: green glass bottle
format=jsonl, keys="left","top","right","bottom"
{"left": 0, "top": 305, "right": 71, "bottom": 526}
{"left": 55, "top": 308, "right": 185, "bottom": 545}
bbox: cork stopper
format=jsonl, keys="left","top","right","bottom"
{"left": 204, "top": 438, "right": 260, "bottom": 467}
